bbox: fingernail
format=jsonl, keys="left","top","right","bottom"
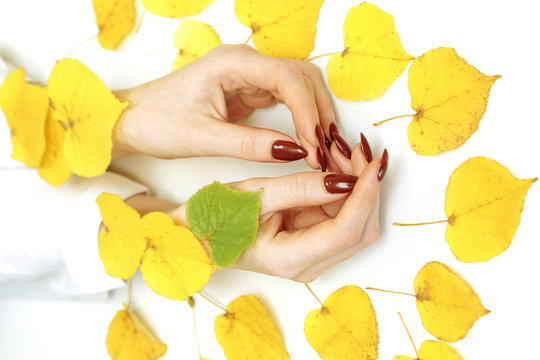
{"left": 271, "top": 140, "right": 308, "bottom": 161}
{"left": 333, "top": 133, "right": 352, "bottom": 159}
{"left": 315, "top": 125, "right": 325, "bottom": 154}
{"left": 316, "top": 147, "right": 327, "bottom": 172}
{"left": 360, "top": 132, "right": 373, "bottom": 163}
{"left": 324, "top": 174, "right": 358, "bottom": 193}
{"left": 378, "top": 149, "right": 388, "bottom": 181}
{"left": 324, "top": 135, "right": 332, "bottom": 149}
{"left": 329, "top": 122, "right": 338, "bottom": 141}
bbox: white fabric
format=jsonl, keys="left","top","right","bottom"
{"left": 0, "top": 57, "right": 148, "bottom": 298}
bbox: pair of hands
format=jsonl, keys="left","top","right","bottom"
{"left": 117, "top": 45, "right": 386, "bottom": 282}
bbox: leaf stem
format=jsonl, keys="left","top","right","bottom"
{"left": 393, "top": 219, "right": 448, "bottom": 227}
{"left": 365, "top": 287, "right": 416, "bottom": 298}
{"left": 198, "top": 291, "right": 227, "bottom": 312}
{"left": 244, "top": 32, "right": 253, "bottom": 45}
{"left": 63, "top": 33, "right": 97, "bottom": 59}
{"left": 189, "top": 298, "right": 203, "bottom": 360}
{"left": 373, "top": 114, "right": 416, "bottom": 127}
{"left": 306, "top": 51, "right": 342, "bottom": 62}
{"left": 398, "top": 312, "right": 418, "bottom": 358}
{"left": 135, "top": 9, "right": 146, "bottom": 34}
{"left": 304, "top": 283, "right": 323, "bottom": 307}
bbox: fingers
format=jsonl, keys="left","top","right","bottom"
{"left": 209, "top": 45, "right": 337, "bottom": 170}
{"left": 229, "top": 171, "right": 358, "bottom": 215}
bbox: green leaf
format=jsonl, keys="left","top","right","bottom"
{"left": 186, "top": 181, "right": 262, "bottom": 267}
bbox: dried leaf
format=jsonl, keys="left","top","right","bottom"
{"left": 415, "top": 261, "right": 489, "bottom": 342}
{"left": 172, "top": 20, "right": 221, "bottom": 71}
{"left": 92, "top": 0, "right": 137, "bottom": 49}
{"left": 38, "top": 108, "right": 72, "bottom": 186}
{"left": 48, "top": 59, "right": 129, "bottom": 177}
{"left": 142, "top": 0, "right": 214, "bottom": 18}
{"left": 140, "top": 212, "right": 214, "bottom": 300}
{"left": 97, "top": 193, "right": 146, "bottom": 279}
{"left": 186, "top": 181, "right": 262, "bottom": 267}
{"left": 327, "top": 3, "right": 413, "bottom": 100}
{"left": 304, "top": 285, "right": 379, "bottom": 360}
{"left": 407, "top": 47, "right": 500, "bottom": 155}
{"left": 214, "top": 294, "right": 290, "bottom": 360}
{"left": 394, "top": 340, "right": 461, "bottom": 360}
{"left": 0, "top": 68, "right": 48, "bottom": 168}
{"left": 106, "top": 304, "right": 167, "bottom": 360}
{"left": 445, "top": 156, "right": 536, "bottom": 262}
{"left": 235, "top": 0, "right": 324, "bottom": 59}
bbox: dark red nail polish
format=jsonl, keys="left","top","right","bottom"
{"left": 378, "top": 149, "right": 388, "bottom": 181}
{"left": 360, "top": 132, "right": 373, "bottom": 163}
{"left": 333, "top": 133, "right": 352, "bottom": 159}
{"left": 324, "top": 135, "right": 332, "bottom": 149}
{"left": 315, "top": 125, "right": 325, "bottom": 154}
{"left": 329, "top": 122, "right": 338, "bottom": 141}
{"left": 316, "top": 147, "right": 327, "bottom": 172}
{"left": 324, "top": 174, "right": 358, "bottom": 193}
{"left": 271, "top": 140, "right": 308, "bottom": 161}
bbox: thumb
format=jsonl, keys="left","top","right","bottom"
{"left": 204, "top": 121, "right": 308, "bottom": 163}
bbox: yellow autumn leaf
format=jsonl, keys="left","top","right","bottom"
{"left": 407, "top": 47, "right": 500, "bottom": 155}
{"left": 142, "top": 0, "right": 214, "bottom": 18}
{"left": 106, "top": 304, "right": 167, "bottom": 360}
{"left": 214, "top": 294, "right": 290, "bottom": 360}
{"left": 394, "top": 340, "right": 461, "bottom": 360}
{"left": 97, "top": 193, "right": 146, "bottom": 279}
{"left": 172, "top": 20, "right": 221, "bottom": 71}
{"left": 445, "top": 156, "right": 536, "bottom": 262}
{"left": 235, "top": 0, "right": 324, "bottom": 59}
{"left": 415, "top": 261, "right": 489, "bottom": 342}
{"left": 304, "top": 285, "right": 379, "bottom": 360}
{"left": 0, "top": 68, "right": 48, "bottom": 168}
{"left": 48, "top": 59, "right": 129, "bottom": 177}
{"left": 140, "top": 212, "right": 214, "bottom": 300}
{"left": 38, "top": 108, "right": 72, "bottom": 186}
{"left": 327, "top": 3, "right": 413, "bottom": 100}
{"left": 92, "top": 0, "right": 137, "bottom": 50}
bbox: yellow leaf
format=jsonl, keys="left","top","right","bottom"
{"left": 407, "top": 47, "right": 500, "bottom": 155}
{"left": 92, "top": 0, "right": 137, "bottom": 50}
{"left": 142, "top": 0, "right": 214, "bottom": 18}
{"left": 97, "top": 193, "right": 146, "bottom": 279}
{"left": 140, "top": 212, "right": 214, "bottom": 300}
{"left": 445, "top": 156, "right": 536, "bottom": 262}
{"left": 172, "top": 20, "right": 221, "bottom": 71}
{"left": 106, "top": 304, "right": 167, "bottom": 360}
{"left": 414, "top": 261, "right": 489, "bottom": 342}
{"left": 38, "top": 108, "right": 72, "bottom": 186}
{"left": 48, "top": 59, "right": 129, "bottom": 177}
{"left": 394, "top": 340, "right": 461, "bottom": 360}
{"left": 215, "top": 294, "right": 290, "bottom": 360}
{"left": 235, "top": 0, "right": 324, "bottom": 59}
{"left": 327, "top": 3, "right": 413, "bottom": 100}
{"left": 304, "top": 285, "right": 379, "bottom": 360}
{"left": 0, "top": 68, "right": 48, "bottom": 168}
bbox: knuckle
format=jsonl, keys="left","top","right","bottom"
{"left": 239, "top": 133, "right": 258, "bottom": 158}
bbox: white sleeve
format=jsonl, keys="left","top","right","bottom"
{"left": 0, "top": 57, "right": 149, "bottom": 298}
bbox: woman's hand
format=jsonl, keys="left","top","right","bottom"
{"left": 169, "top": 141, "right": 387, "bottom": 282}
{"left": 113, "top": 44, "right": 337, "bottom": 170}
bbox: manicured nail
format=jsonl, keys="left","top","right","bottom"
{"left": 271, "top": 140, "right": 308, "bottom": 161}
{"left": 316, "top": 147, "right": 327, "bottom": 172}
{"left": 378, "top": 149, "right": 388, "bottom": 181}
{"left": 315, "top": 124, "right": 325, "bottom": 154}
{"left": 333, "top": 133, "right": 352, "bottom": 159}
{"left": 324, "top": 174, "right": 358, "bottom": 193}
{"left": 360, "top": 132, "right": 373, "bottom": 163}
{"left": 329, "top": 122, "right": 338, "bottom": 141}
{"left": 324, "top": 135, "right": 332, "bottom": 149}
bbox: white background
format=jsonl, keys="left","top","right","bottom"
{"left": 1, "top": 0, "right": 539, "bottom": 359}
